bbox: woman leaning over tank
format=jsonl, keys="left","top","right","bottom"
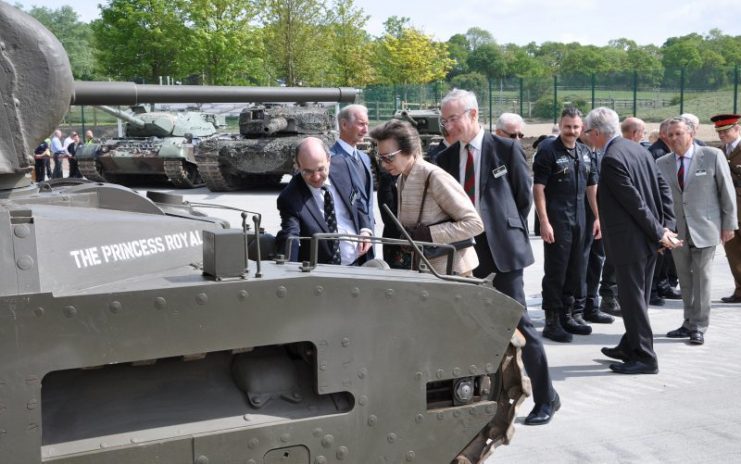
{"left": 369, "top": 119, "right": 484, "bottom": 276}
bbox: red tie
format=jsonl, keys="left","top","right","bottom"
{"left": 677, "top": 156, "right": 685, "bottom": 191}
{"left": 464, "top": 144, "right": 475, "bottom": 205}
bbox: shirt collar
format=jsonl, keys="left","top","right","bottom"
{"left": 464, "top": 127, "right": 485, "bottom": 152}
{"left": 336, "top": 139, "right": 355, "bottom": 156}
{"left": 675, "top": 143, "right": 695, "bottom": 160}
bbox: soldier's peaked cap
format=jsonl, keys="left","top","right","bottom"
{"left": 710, "top": 114, "right": 741, "bottom": 131}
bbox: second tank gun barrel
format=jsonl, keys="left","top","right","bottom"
{"left": 72, "top": 82, "right": 359, "bottom": 106}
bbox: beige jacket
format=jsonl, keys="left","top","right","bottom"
{"left": 397, "top": 158, "right": 484, "bottom": 275}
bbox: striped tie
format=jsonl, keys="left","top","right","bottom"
{"left": 677, "top": 156, "right": 685, "bottom": 191}
{"left": 464, "top": 144, "right": 476, "bottom": 205}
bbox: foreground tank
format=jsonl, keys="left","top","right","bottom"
{"left": 0, "top": 3, "right": 529, "bottom": 463}
{"left": 76, "top": 105, "right": 227, "bottom": 188}
{"left": 196, "top": 103, "right": 336, "bottom": 191}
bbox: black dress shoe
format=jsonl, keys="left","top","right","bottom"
{"left": 609, "top": 360, "right": 658, "bottom": 375}
{"left": 584, "top": 309, "right": 615, "bottom": 324}
{"left": 689, "top": 330, "right": 704, "bottom": 345}
{"left": 601, "top": 346, "right": 628, "bottom": 362}
{"left": 660, "top": 287, "right": 682, "bottom": 299}
{"left": 666, "top": 326, "right": 691, "bottom": 338}
{"left": 721, "top": 294, "right": 741, "bottom": 303}
{"left": 649, "top": 295, "right": 665, "bottom": 306}
{"left": 524, "top": 391, "right": 561, "bottom": 426}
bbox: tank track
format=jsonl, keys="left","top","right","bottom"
{"left": 163, "top": 160, "right": 204, "bottom": 189}
{"left": 198, "top": 162, "right": 241, "bottom": 192}
{"left": 78, "top": 159, "right": 108, "bottom": 182}
{"left": 454, "top": 331, "right": 531, "bottom": 463}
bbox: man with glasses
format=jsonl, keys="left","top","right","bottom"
{"left": 495, "top": 113, "right": 525, "bottom": 142}
{"left": 436, "top": 89, "right": 560, "bottom": 426}
{"left": 533, "top": 107, "right": 600, "bottom": 343}
{"left": 276, "top": 137, "right": 372, "bottom": 265}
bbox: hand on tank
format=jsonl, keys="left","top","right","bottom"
{"left": 357, "top": 230, "right": 372, "bottom": 255}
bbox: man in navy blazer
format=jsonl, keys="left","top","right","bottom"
{"left": 585, "top": 107, "right": 680, "bottom": 375}
{"left": 330, "top": 104, "right": 375, "bottom": 233}
{"left": 436, "top": 89, "right": 558, "bottom": 426}
{"left": 276, "top": 137, "right": 372, "bottom": 265}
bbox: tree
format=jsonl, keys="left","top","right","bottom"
{"left": 28, "top": 5, "right": 97, "bottom": 80}
{"left": 324, "top": 0, "right": 375, "bottom": 86}
{"left": 446, "top": 34, "right": 471, "bottom": 78}
{"left": 467, "top": 42, "right": 507, "bottom": 80}
{"left": 450, "top": 72, "right": 488, "bottom": 101}
{"left": 259, "top": 0, "right": 330, "bottom": 86}
{"left": 464, "top": 27, "right": 494, "bottom": 51}
{"left": 92, "top": 0, "right": 189, "bottom": 83}
{"left": 182, "top": 0, "right": 267, "bottom": 85}
{"left": 381, "top": 15, "right": 410, "bottom": 39}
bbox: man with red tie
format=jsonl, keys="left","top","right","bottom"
{"left": 436, "top": 89, "right": 559, "bottom": 426}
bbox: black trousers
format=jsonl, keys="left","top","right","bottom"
{"left": 599, "top": 257, "right": 618, "bottom": 299}
{"left": 542, "top": 221, "right": 589, "bottom": 312}
{"left": 614, "top": 254, "right": 658, "bottom": 365}
{"left": 583, "top": 237, "right": 605, "bottom": 310}
{"left": 474, "top": 233, "right": 554, "bottom": 405}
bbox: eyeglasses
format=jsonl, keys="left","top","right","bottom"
{"left": 440, "top": 109, "right": 471, "bottom": 127}
{"left": 299, "top": 165, "right": 328, "bottom": 177}
{"left": 504, "top": 131, "right": 524, "bottom": 139}
{"left": 377, "top": 149, "right": 401, "bottom": 164}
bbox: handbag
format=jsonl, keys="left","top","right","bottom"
{"left": 404, "top": 173, "right": 475, "bottom": 259}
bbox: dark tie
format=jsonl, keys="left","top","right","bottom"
{"left": 321, "top": 186, "right": 341, "bottom": 264}
{"left": 464, "top": 144, "right": 476, "bottom": 205}
{"left": 677, "top": 156, "right": 685, "bottom": 191}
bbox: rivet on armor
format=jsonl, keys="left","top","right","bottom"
{"left": 455, "top": 294, "right": 462, "bottom": 301}
{"left": 486, "top": 298, "right": 494, "bottom": 306}
{"left": 420, "top": 290, "right": 429, "bottom": 300}
{"left": 109, "top": 301, "right": 122, "bottom": 313}
{"left": 414, "top": 371, "right": 423, "bottom": 380}
{"left": 414, "top": 414, "right": 423, "bottom": 424}
{"left": 315, "top": 456, "right": 327, "bottom": 464}
{"left": 357, "top": 395, "right": 368, "bottom": 406}
{"left": 99, "top": 442, "right": 108, "bottom": 449}
{"left": 247, "top": 460, "right": 257, "bottom": 464}
{"left": 321, "top": 434, "right": 334, "bottom": 448}
{"left": 313, "top": 427, "right": 323, "bottom": 437}
{"left": 13, "top": 224, "right": 30, "bottom": 238}
{"left": 63, "top": 306, "right": 77, "bottom": 318}
{"left": 367, "top": 415, "right": 377, "bottom": 426}
{"left": 280, "top": 433, "right": 290, "bottom": 443}
{"left": 243, "top": 414, "right": 250, "bottom": 421}
{"left": 453, "top": 367, "right": 461, "bottom": 376}
{"left": 351, "top": 287, "right": 360, "bottom": 297}
{"left": 469, "top": 365, "right": 478, "bottom": 374}
{"left": 336, "top": 446, "right": 349, "bottom": 460}
{"left": 16, "top": 255, "right": 34, "bottom": 270}
{"left": 436, "top": 369, "right": 444, "bottom": 379}
{"left": 314, "top": 285, "right": 324, "bottom": 295}
{"left": 436, "top": 412, "right": 445, "bottom": 421}
{"left": 357, "top": 368, "right": 367, "bottom": 379}
{"left": 341, "top": 337, "right": 350, "bottom": 347}
{"left": 485, "top": 363, "right": 495, "bottom": 373}
{"left": 276, "top": 285, "right": 288, "bottom": 298}
{"left": 405, "top": 451, "right": 416, "bottom": 461}
{"left": 387, "top": 433, "right": 397, "bottom": 443}
{"left": 469, "top": 408, "right": 477, "bottom": 416}
{"left": 238, "top": 290, "right": 249, "bottom": 300}
{"left": 196, "top": 292, "right": 208, "bottom": 305}
{"left": 453, "top": 410, "right": 462, "bottom": 418}
{"left": 385, "top": 289, "right": 395, "bottom": 298}
{"left": 194, "top": 456, "right": 209, "bottom": 464}
{"left": 33, "top": 307, "right": 44, "bottom": 318}
{"left": 319, "top": 361, "right": 328, "bottom": 371}
{"left": 247, "top": 438, "right": 259, "bottom": 449}
{"left": 485, "top": 405, "right": 496, "bottom": 415}
{"left": 154, "top": 297, "right": 167, "bottom": 310}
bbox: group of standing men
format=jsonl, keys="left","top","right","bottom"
{"left": 33, "top": 129, "right": 94, "bottom": 181}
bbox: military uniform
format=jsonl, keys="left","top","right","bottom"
{"left": 533, "top": 136, "right": 598, "bottom": 340}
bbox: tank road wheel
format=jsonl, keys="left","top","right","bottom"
{"left": 453, "top": 331, "right": 531, "bottom": 464}
{"left": 164, "top": 159, "right": 204, "bottom": 188}
{"left": 197, "top": 162, "right": 244, "bottom": 192}
{"left": 78, "top": 159, "right": 108, "bottom": 183}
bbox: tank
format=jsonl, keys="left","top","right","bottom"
{"left": 75, "top": 105, "right": 228, "bottom": 187}
{"left": 196, "top": 103, "right": 337, "bottom": 191}
{"left": 395, "top": 108, "right": 446, "bottom": 155}
{"left": 0, "top": 3, "right": 529, "bottom": 464}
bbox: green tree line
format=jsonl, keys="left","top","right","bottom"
{"left": 22, "top": 1, "right": 741, "bottom": 93}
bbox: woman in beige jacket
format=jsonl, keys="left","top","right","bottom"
{"left": 370, "top": 120, "right": 484, "bottom": 276}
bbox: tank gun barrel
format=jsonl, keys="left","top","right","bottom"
{"left": 96, "top": 105, "right": 147, "bottom": 128}
{"left": 263, "top": 117, "right": 289, "bottom": 134}
{"left": 73, "top": 81, "right": 359, "bottom": 106}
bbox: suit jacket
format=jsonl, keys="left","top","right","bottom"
{"left": 598, "top": 137, "right": 675, "bottom": 266}
{"left": 436, "top": 132, "right": 534, "bottom": 273}
{"left": 275, "top": 169, "right": 369, "bottom": 264}
{"left": 329, "top": 141, "right": 375, "bottom": 231}
{"left": 725, "top": 140, "right": 741, "bottom": 222}
{"left": 397, "top": 158, "right": 484, "bottom": 275}
{"left": 656, "top": 146, "right": 737, "bottom": 248}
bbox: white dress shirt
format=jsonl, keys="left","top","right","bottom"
{"left": 458, "top": 127, "right": 485, "bottom": 209}
{"left": 306, "top": 180, "right": 359, "bottom": 265}
{"left": 675, "top": 143, "right": 695, "bottom": 187}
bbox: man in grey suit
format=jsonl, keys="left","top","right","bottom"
{"left": 657, "top": 116, "right": 738, "bottom": 345}
{"left": 585, "top": 107, "right": 680, "bottom": 375}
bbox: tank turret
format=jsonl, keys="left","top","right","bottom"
{"left": 0, "top": 4, "right": 529, "bottom": 463}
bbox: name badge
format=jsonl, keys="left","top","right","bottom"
{"left": 695, "top": 170, "right": 707, "bottom": 176}
{"left": 492, "top": 165, "right": 508, "bottom": 178}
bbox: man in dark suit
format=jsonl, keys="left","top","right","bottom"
{"left": 585, "top": 107, "right": 681, "bottom": 375}
{"left": 276, "top": 137, "right": 372, "bottom": 265}
{"left": 436, "top": 89, "right": 558, "bottom": 426}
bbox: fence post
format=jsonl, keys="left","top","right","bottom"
{"left": 633, "top": 70, "right": 638, "bottom": 116}
{"left": 80, "top": 106, "right": 86, "bottom": 139}
{"left": 679, "top": 67, "right": 685, "bottom": 115}
{"left": 553, "top": 75, "right": 558, "bottom": 124}
{"left": 488, "top": 78, "right": 493, "bottom": 132}
{"left": 519, "top": 77, "right": 524, "bottom": 116}
{"left": 591, "top": 73, "right": 595, "bottom": 109}
{"left": 734, "top": 64, "right": 739, "bottom": 114}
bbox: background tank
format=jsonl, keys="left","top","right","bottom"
{"left": 76, "top": 104, "right": 228, "bottom": 188}
{"left": 196, "top": 102, "right": 337, "bottom": 191}
{"left": 0, "top": 3, "right": 529, "bottom": 463}
{"left": 395, "top": 108, "right": 446, "bottom": 155}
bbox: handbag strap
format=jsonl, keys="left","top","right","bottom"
{"left": 415, "top": 172, "right": 432, "bottom": 226}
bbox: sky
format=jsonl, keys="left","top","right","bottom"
{"left": 11, "top": 0, "right": 741, "bottom": 47}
